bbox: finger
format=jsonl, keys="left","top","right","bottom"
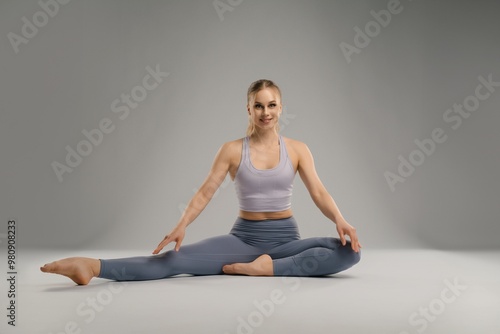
{"left": 338, "top": 230, "right": 346, "bottom": 246}
{"left": 352, "top": 242, "right": 359, "bottom": 252}
{"left": 154, "top": 243, "right": 168, "bottom": 254}
{"left": 152, "top": 236, "right": 171, "bottom": 254}
{"left": 349, "top": 233, "right": 360, "bottom": 252}
{"left": 175, "top": 235, "right": 185, "bottom": 252}
{"left": 152, "top": 245, "right": 163, "bottom": 255}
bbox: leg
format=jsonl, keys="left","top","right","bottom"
{"left": 221, "top": 238, "right": 360, "bottom": 277}
{"left": 96, "top": 234, "right": 261, "bottom": 281}
{"left": 269, "top": 237, "right": 361, "bottom": 276}
{"left": 41, "top": 234, "right": 261, "bottom": 284}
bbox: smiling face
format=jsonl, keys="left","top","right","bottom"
{"left": 247, "top": 88, "right": 282, "bottom": 134}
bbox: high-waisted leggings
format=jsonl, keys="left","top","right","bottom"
{"left": 98, "top": 216, "right": 361, "bottom": 281}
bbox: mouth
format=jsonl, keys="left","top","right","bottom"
{"left": 260, "top": 118, "right": 273, "bottom": 124}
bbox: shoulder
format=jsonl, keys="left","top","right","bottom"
{"left": 282, "top": 136, "right": 310, "bottom": 157}
{"left": 216, "top": 138, "right": 244, "bottom": 161}
{"left": 282, "top": 137, "right": 313, "bottom": 172}
{"left": 220, "top": 138, "right": 243, "bottom": 153}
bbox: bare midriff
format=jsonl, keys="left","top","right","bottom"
{"left": 239, "top": 208, "right": 293, "bottom": 221}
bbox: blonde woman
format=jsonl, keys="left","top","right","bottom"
{"left": 41, "top": 79, "right": 361, "bottom": 284}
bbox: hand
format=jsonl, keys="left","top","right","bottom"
{"left": 335, "top": 219, "right": 362, "bottom": 253}
{"left": 152, "top": 225, "right": 186, "bottom": 254}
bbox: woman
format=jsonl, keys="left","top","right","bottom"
{"left": 41, "top": 79, "right": 361, "bottom": 285}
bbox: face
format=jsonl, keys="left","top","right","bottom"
{"left": 247, "top": 88, "right": 282, "bottom": 132}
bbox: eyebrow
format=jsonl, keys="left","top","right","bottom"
{"left": 254, "top": 100, "right": 277, "bottom": 104}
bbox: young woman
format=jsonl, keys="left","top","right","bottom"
{"left": 41, "top": 79, "right": 361, "bottom": 285}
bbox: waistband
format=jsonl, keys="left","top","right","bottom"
{"left": 230, "top": 216, "right": 301, "bottom": 248}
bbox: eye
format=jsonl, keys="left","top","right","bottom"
{"left": 254, "top": 104, "right": 263, "bottom": 109}
{"left": 269, "top": 103, "right": 276, "bottom": 108}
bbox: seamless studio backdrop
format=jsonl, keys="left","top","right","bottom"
{"left": 1, "top": 0, "right": 500, "bottom": 251}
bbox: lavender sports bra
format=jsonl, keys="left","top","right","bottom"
{"left": 234, "top": 135, "right": 295, "bottom": 212}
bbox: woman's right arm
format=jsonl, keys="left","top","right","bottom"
{"left": 152, "top": 142, "right": 233, "bottom": 254}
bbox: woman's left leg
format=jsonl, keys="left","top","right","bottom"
{"left": 224, "top": 217, "right": 360, "bottom": 277}
{"left": 267, "top": 237, "right": 361, "bottom": 276}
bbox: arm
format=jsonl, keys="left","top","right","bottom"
{"left": 296, "top": 141, "right": 361, "bottom": 252}
{"left": 152, "top": 142, "right": 232, "bottom": 254}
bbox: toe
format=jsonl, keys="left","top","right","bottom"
{"left": 40, "top": 263, "right": 52, "bottom": 273}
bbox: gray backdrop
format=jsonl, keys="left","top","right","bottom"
{"left": 1, "top": 0, "right": 499, "bottom": 251}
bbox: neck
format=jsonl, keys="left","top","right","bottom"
{"left": 251, "top": 129, "right": 279, "bottom": 146}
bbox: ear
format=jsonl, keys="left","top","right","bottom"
{"left": 247, "top": 105, "right": 251, "bottom": 115}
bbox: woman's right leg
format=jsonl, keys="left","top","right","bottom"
{"left": 98, "top": 234, "right": 260, "bottom": 281}
{"left": 42, "top": 234, "right": 261, "bottom": 284}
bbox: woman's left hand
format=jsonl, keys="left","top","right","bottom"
{"left": 336, "top": 219, "right": 362, "bottom": 252}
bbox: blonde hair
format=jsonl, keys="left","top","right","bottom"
{"left": 246, "top": 79, "right": 282, "bottom": 137}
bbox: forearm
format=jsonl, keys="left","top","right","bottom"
{"left": 177, "top": 190, "right": 211, "bottom": 228}
{"left": 312, "top": 191, "right": 346, "bottom": 224}
{"left": 175, "top": 167, "right": 226, "bottom": 229}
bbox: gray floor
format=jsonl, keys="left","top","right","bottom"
{"left": 2, "top": 249, "right": 499, "bottom": 334}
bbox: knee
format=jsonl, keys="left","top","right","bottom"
{"left": 321, "top": 238, "right": 361, "bottom": 264}
{"left": 351, "top": 248, "right": 361, "bottom": 265}
{"left": 312, "top": 246, "right": 360, "bottom": 276}
{"left": 342, "top": 241, "right": 361, "bottom": 267}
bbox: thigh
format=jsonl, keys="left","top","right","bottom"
{"left": 99, "top": 234, "right": 261, "bottom": 280}
{"left": 175, "top": 234, "right": 261, "bottom": 262}
{"left": 267, "top": 237, "right": 342, "bottom": 259}
{"left": 161, "top": 234, "right": 262, "bottom": 276}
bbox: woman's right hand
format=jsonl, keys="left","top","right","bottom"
{"left": 152, "top": 224, "right": 186, "bottom": 254}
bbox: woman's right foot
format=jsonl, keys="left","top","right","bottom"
{"left": 40, "top": 257, "right": 100, "bottom": 285}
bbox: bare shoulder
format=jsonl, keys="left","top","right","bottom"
{"left": 282, "top": 136, "right": 310, "bottom": 156}
{"left": 282, "top": 136, "right": 312, "bottom": 172}
{"left": 216, "top": 138, "right": 243, "bottom": 167}
{"left": 218, "top": 138, "right": 244, "bottom": 178}
{"left": 219, "top": 138, "right": 243, "bottom": 158}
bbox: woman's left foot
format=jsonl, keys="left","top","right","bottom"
{"left": 222, "top": 254, "right": 273, "bottom": 276}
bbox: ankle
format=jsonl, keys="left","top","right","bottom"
{"left": 91, "top": 259, "right": 101, "bottom": 277}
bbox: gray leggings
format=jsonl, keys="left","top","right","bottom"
{"left": 98, "top": 217, "right": 360, "bottom": 281}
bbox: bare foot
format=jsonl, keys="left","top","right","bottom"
{"left": 222, "top": 254, "right": 274, "bottom": 276}
{"left": 40, "top": 257, "right": 100, "bottom": 285}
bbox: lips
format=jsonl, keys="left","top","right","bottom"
{"left": 260, "top": 118, "right": 273, "bottom": 124}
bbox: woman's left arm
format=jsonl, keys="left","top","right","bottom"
{"left": 295, "top": 141, "right": 361, "bottom": 252}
